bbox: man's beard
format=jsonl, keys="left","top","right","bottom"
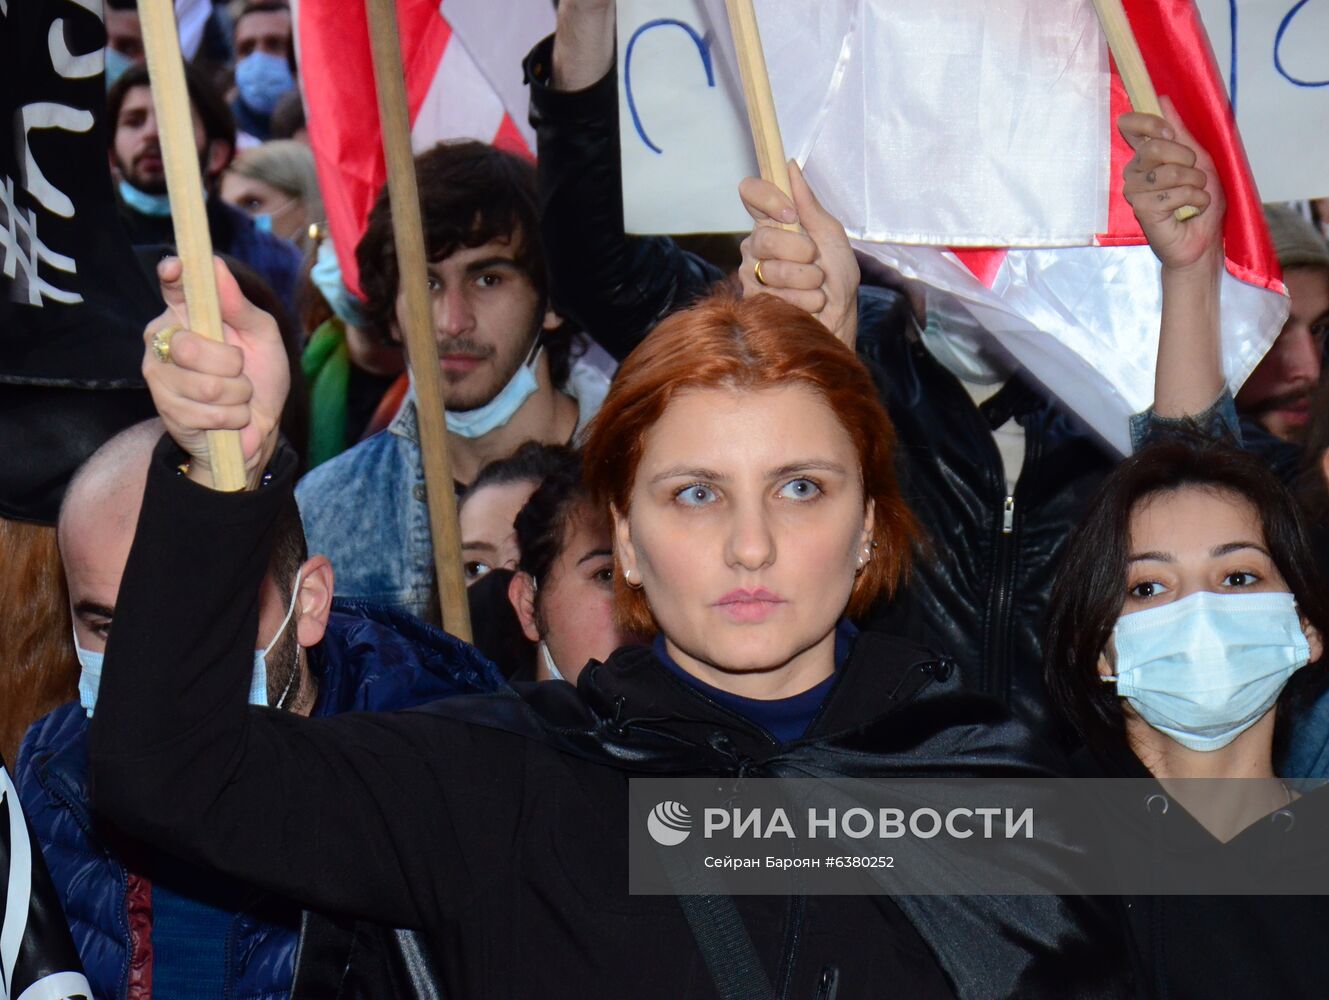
{"left": 263, "top": 623, "right": 303, "bottom": 709}
{"left": 117, "top": 144, "right": 212, "bottom": 195}
{"left": 1244, "top": 386, "right": 1314, "bottom": 442}
{"left": 442, "top": 326, "right": 541, "bottom": 413}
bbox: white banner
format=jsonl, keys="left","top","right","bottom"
{"left": 1195, "top": 0, "right": 1329, "bottom": 203}
{"left": 621, "top": 0, "right": 1110, "bottom": 243}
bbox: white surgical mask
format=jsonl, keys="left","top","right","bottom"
{"left": 540, "top": 640, "right": 567, "bottom": 683}
{"left": 917, "top": 294, "right": 1011, "bottom": 385}
{"left": 443, "top": 342, "right": 542, "bottom": 439}
{"left": 1102, "top": 590, "right": 1312, "bottom": 752}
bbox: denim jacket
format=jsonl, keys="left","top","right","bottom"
{"left": 296, "top": 358, "right": 611, "bottom": 620}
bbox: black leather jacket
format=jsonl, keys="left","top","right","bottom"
{"left": 524, "top": 37, "right": 1117, "bottom": 746}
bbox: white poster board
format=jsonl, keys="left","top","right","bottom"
{"left": 619, "top": 0, "right": 1107, "bottom": 243}
{"left": 1196, "top": 0, "right": 1329, "bottom": 202}
{"left": 617, "top": 0, "right": 758, "bottom": 233}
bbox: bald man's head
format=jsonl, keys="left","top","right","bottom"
{"left": 58, "top": 421, "right": 335, "bottom": 716}
{"left": 59, "top": 419, "right": 163, "bottom": 651}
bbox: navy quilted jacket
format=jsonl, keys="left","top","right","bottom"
{"left": 16, "top": 602, "right": 503, "bottom": 1000}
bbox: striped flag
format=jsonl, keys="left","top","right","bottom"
{"left": 693, "top": 0, "right": 1287, "bottom": 453}
{"left": 0, "top": 766, "right": 91, "bottom": 1000}
{"left": 295, "top": 0, "right": 556, "bottom": 297}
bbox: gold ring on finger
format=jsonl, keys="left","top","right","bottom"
{"left": 754, "top": 259, "right": 769, "bottom": 287}
{"left": 151, "top": 325, "right": 182, "bottom": 365}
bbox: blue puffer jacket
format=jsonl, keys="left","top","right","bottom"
{"left": 16, "top": 602, "right": 504, "bottom": 1000}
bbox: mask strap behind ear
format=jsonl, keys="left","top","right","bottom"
{"left": 261, "top": 568, "right": 304, "bottom": 658}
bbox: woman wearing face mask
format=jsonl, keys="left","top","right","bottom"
{"left": 1043, "top": 109, "right": 1329, "bottom": 999}
{"left": 506, "top": 451, "right": 644, "bottom": 684}
{"left": 221, "top": 140, "right": 323, "bottom": 251}
{"left": 1045, "top": 437, "right": 1329, "bottom": 999}
{"left": 88, "top": 262, "right": 1130, "bottom": 998}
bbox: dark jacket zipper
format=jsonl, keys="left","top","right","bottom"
{"left": 928, "top": 348, "right": 1016, "bottom": 700}
{"left": 985, "top": 419, "right": 1042, "bottom": 705}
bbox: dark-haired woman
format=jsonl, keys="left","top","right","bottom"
{"left": 458, "top": 441, "right": 574, "bottom": 586}
{"left": 505, "top": 450, "right": 643, "bottom": 684}
{"left": 87, "top": 254, "right": 1128, "bottom": 998}
{"left": 1045, "top": 111, "right": 1329, "bottom": 999}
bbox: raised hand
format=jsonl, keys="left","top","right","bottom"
{"left": 141, "top": 256, "right": 290, "bottom": 490}
{"left": 738, "top": 161, "right": 860, "bottom": 349}
{"left": 1120, "top": 97, "right": 1225, "bottom": 275}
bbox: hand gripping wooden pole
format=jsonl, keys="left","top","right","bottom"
{"left": 365, "top": 0, "right": 473, "bottom": 641}
{"left": 1089, "top": 0, "right": 1199, "bottom": 222}
{"left": 139, "top": 0, "right": 246, "bottom": 490}
{"left": 723, "top": 0, "right": 798, "bottom": 231}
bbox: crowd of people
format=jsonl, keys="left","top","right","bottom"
{"left": 6, "top": 0, "right": 1329, "bottom": 997}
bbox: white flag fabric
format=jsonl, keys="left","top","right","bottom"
{"left": 627, "top": 0, "right": 1287, "bottom": 454}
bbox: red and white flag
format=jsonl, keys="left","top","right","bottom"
{"left": 294, "top": 0, "right": 555, "bottom": 296}
{"left": 671, "top": 0, "right": 1288, "bottom": 453}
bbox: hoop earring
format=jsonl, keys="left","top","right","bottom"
{"left": 623, "top": 567, "right": 643, "bottom": 590}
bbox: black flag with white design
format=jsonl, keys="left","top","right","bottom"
{"left": 0, "top": 0, "right": 159, "bottom": 523}
{"left": 0, "top": 763, "right": 90, "bottom": 1000}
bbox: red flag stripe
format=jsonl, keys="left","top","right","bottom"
{"left": 1122, "top": 0, "right": 1281, "bottom": 290}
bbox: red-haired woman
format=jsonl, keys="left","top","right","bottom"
{"left": 86, "top": 259, "right": 1128, "bottom": 998}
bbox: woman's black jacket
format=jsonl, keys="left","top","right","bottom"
{"left": 88, "top": 439, "right": 1130, "bottom": 999}
{"left": 1074, "top": 744, "right": 1329, "bottom": 1000}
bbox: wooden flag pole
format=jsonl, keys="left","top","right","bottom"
{"left": 139, "top": 0, "right": 247, "bottom": 490}
{"left": 364, "top": 0, "right": 472, "bottom": 642}
{"left": 1089, "top": 0, "right": 1199, "bottom": 222}
{"left": 723, "top": 0, "right": 798, "bottom": 231}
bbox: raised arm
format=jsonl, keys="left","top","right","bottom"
{"left": 527, "top": 2, "right": 721, "bottom": 360}
{"left": 88, "top": 259, "right": 521, "bottom": 929}
{"left": 1120, "top": 101, "right": 1235, "bottom": 443}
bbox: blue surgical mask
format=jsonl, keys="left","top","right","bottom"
{"left": 1102, "top": 591, "right": 1312, "bottom": 752}
{"left": 252, "top": 569, "right": 304, "bottom": 709}
{"left": 75, "top": 571, "right": 303, "bottom": 717}
{"left": 104, "top": 46, "right": 134, "bottom": 89}
{"left": 119, "top": 179, "right": 172, "bottom": 218}
{"left": 310, "top": 238, "right": 367, "bottom": 327}
{"left": 235, "top": 52, "right": 295, "bottom": 116}
{"left": 75, "top": 640, "right": 104, "bottom": 716}
{"left": 253, "top": 212, "right": 274, "bottom": 234}
{"left": 444, "top": 342, "right": 542, "bottom": 439}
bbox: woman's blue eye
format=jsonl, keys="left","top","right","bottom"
{"left": 676, "top": 484, "right": 717, "bottom": 507}
{"left": 778, "top": 478, "right": 821, "bottom": 501}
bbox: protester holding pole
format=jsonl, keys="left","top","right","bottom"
{"left": 89, "top": 272, "right": 1132, "bottom": 997}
